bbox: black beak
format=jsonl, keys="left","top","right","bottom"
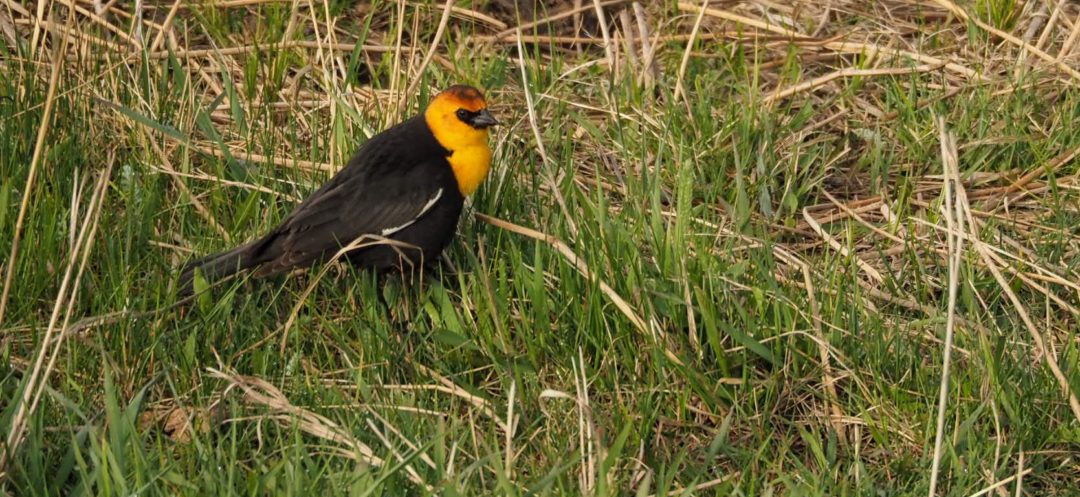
{"left": 471, "top": 109, "right": 499, "bottom": 129}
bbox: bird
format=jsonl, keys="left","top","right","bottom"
{"left": 178, "top": 84, "right": 499, "bottom": 295}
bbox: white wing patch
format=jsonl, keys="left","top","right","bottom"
{"left": 380, "top": 188, "right": 444, "bottom": 237}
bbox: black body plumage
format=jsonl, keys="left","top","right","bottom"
{"left": 178, "top": 114, "right": 464, "bottom": 293}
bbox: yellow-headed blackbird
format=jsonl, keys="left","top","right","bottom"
{"left": 178, "top": 85, "right": 498, "bottom": 293}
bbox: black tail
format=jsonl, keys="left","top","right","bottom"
{"left": 178, "top": 242, "right": 259, "bottom": 296}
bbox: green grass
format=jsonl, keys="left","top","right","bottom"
{"left": 2, "top": 1, "right": 1080, "bottom": 496}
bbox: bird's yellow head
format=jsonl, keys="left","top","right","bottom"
{"left": 424, "top": 85, "right": 498, "bottom": 196}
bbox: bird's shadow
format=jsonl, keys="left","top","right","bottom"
{"left": 174, "top": 254, "right": 468, "bottom": 374}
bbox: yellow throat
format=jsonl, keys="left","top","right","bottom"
{"left": 423, "top": 88, "right": 495, "bottom": 196}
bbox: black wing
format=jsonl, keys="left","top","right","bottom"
{"left": 245, "top": 144, "right": 453, "bottom": 274}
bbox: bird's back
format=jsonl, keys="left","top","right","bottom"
{"left": 295, "top": 115, "right": 450, "bottom": 209}
{"left": 244, "top": 114, "right": 463, "bottom": 274}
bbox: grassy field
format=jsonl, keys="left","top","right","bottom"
{"left": 2, "top": 0, "right": 1080, "bottom": 495}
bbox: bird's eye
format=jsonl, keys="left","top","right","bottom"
{"left": 455, "top": 109, "right": 469, "bottom": 121}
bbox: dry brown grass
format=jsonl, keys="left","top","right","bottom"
{"left": 2, "top": 0, "right": 1079, "bottom": 493}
